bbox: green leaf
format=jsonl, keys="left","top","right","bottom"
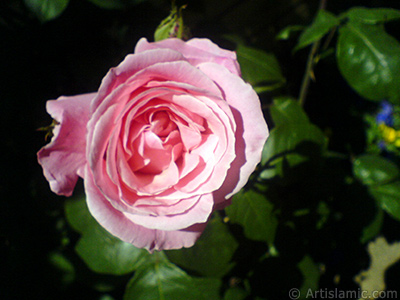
{"left": 370, "top": 181, "right": 400, "bottom": 221}
{"left": 235, "top": 44, "right": 286, "bottom": 90}
{"left": 353, "top": 154, "right": 400, "bottom": 186}
{"left": 276, "top": 25, "right": 304, "bottom": 40}
{"left": 124, "top": 252, "right": 209, "bottom": 300}
{"left": 194, "top": 277, "right": 222, "bottom": 300}
{"left": 225, "top": 189, "right": 277, "bottom": 247}
{"left": 76, "top": 226, "right": 149, "bottom": 275}
{"left": 316, "top": 201, "right": 330, "bottom": 230}
{"left": 261, "top": 123, "right": 326, "bottom": 171}
{"left": 261, "top": 98, "right": 326, "bottom": 171}
{"left": 343, "top": 7, "right": 400, "bottom": 24}
{"left": 48, "top": 251, "right": 75, "bottom": 285}
{"left": 65, "top": 196, "right": 97, "bottom": 234}
{"left": 86, "top": 0, "right": 145, "bottom": 10}
{"left": 99, "top": 296, "right": 115, "bottom": 300}
{"left": 353, "top": 155, "right": 400, "bottom": 222}
{"left": 223, "top": 287, "right": 249, "bottom": 300}
{"left": 166, "top": 214, "right": 238, "bottom": 278}
{"left": 270, "top": 97, "right": 310, "bottom": 127}
{"left": 23, "top": 0, "right": 69, "bottom": 22}
{"left": 297, "top": 255, "right": 320, "bottom": 298}
{"left": 361, "top": 207, "right": 384, "bottom": 244}
{"left": 336, "top": 21, "right": 400, "bottom": 103}
{"left": 65, "top": 196, "right": 149, "bottom": 275}
{"left": 294, "top": 10, "right": 339, "bottom": 51}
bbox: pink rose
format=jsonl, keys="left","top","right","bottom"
{"left": 38, "top": 38, "right": 269, "bottom": 251}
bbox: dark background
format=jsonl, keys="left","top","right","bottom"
{"left": 2, "top": 0, "right": 400, "bottom": 299}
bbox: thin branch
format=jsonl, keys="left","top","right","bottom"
{"left": 321, "top": 25, "right": 337, "bottom": 51}
{"left": 298, "top": 0, "right": 328, "bottom": 106}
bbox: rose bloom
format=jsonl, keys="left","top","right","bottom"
{"left": 38, "top": 38, "right": 268, "bottom": 251}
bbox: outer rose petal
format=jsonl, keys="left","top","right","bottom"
{"left": 84, "top": 166, "right": 206, "bottom": 251}
{"left": 123, "top": 193, "right": 214, "bottom": 231}
{"left": 91, "top": 49, "right": 186, "bottom": 113}
{"left": 186, "top": 38, "right": 241, "bottom": 75}
{"left": 135, "top": 38, "right": 241, "bottom": 76}
{"left": 37, "top": 93, "right": 95, "bottom": 196}
{"left": 197, "top": 62, "right": 269, "bottom": 200}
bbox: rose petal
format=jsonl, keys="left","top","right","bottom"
{"left": 84, "top": 166, "right": 205, "bottom": 251}
{"left": 37, "top": 93, "right": 95, "bottom": 196}
{"left": 117, "top": 150, "right": 180, "bottom": 196}
{"left": 135, "top": 38, "right": 241, "bottom": 76}
{"left": 174, "top": 121, "right": 202, "bottom": 151}
{"left": 169, "top": 94, "right": 237, "bottom": 194}
{"left": 91, "top": 49, "right": 186, "bottom": 113}
{"left": 134, "top": 131, "right": 172, "bottom": 173}
{"left": 177, "top": 152, "right": 201, "bottom": 179}
{"left": 123, "top": 192, "right": 213, "bottom": 230}
{"left": 198, "top": 62, "right": 269, "bottom": 200}
{"left": 126, "top": 60, "right": 222, "bottom": 97}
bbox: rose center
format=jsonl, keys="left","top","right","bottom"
{"left": 126, "top": 109, "right": 184, "bottom": 175}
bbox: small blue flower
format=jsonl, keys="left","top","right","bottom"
{"left": 376, "top": 100, "right": 394, "bottom": 126}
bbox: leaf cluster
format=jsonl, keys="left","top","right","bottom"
{"left": 285, "top": 7, "right": 400, "bottom": 103}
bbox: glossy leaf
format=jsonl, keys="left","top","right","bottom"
{"left": 86, "top": 0, "right": 145, "bottom": 10}
{"left": 166, "top": 214, "right": 238, "bottom": 278}
{"left": 225, "top": 189, "right": 277, "bottom": 246}
{"left": 124, "top": 252, "right": 210, "bottom": 300}
{"left": 370, "top": 182, "right": 400, "bottom": 221}
{"left": 336, "top": 21, "right": 400, "bottom": 103}
{"left": 23, "top": 0, "right": 69, "bottom": 22}
{"left": 343, "top": 7, "right": 400, "bottom": 24}
{"left": 65, "top": 196, "right": 149, "bottom": 275}
{"left": 294, "top": 10, "right": 339, "bottom": 51}
{"left": 353, "top": 154, "right": 399, "bottom": 186}
{"left": 236, "top": 44, "right": 286, "bottom": 91}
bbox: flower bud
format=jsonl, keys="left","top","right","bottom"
{"left": 154, "top": 2, "right": 190, "bottom": 41}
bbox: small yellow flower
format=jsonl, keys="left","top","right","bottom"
{"left": 378, "top": 123, "right": 400, "bottom": 147}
